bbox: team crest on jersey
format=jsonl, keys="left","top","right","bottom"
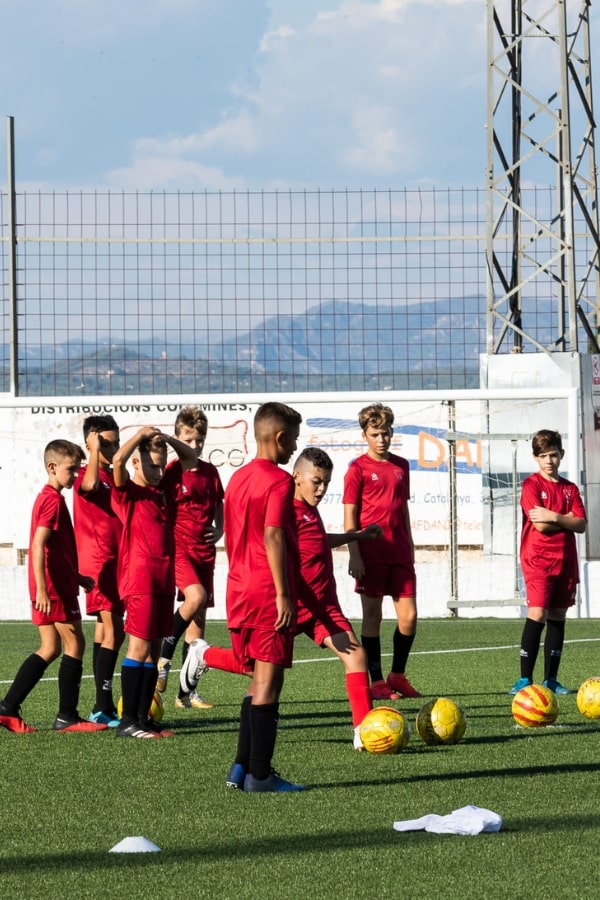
{"left": 370, "top": 473, "right": 379, "bottom": 481}
{"left": 540, "top": 491, "right": 547, "bottom": 500}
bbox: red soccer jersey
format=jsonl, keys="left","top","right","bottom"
{"left": 224, "top": 458, "right": 298, "bottom": 630}
{"left": 343, "top": 452, "right": 412, "bottom": 565}
{"left": 111, "top": 480, "right": 174, "bottom": 601}
{"left": 28, "top": 484, "right": 79, "bottom": 606}
{"left": 520, "top": 472, "right": 586, "bottom": 580}
{"left": 294, "top": 497, "right": 338, "bottom": 613}
{"left": 161, "top": 458, "right": 224, "bottom": 567}
{"left": 73, "top": 466, "right": 122, "bottom": 598}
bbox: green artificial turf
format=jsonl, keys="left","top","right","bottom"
{"left": 1, "top": 618, "right": 599, "bottom": 899}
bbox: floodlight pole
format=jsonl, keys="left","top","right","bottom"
{"left": 6, "top": 116, "right": 18, "bottom": 395}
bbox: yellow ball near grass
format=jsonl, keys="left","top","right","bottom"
{"left": 576, "top": 677, "right": 600, "bottom": 719}
{"left": 117, "top": 690, "right": 164, "bottom": 724}
{"left": 359, "top": 705, "right": 410, "bottom": 754}
{"left": 416, "top": 697, "right": 467, "bottom": 745}
{"left": 511, "top": 684, "right": 558, "bottom": 727}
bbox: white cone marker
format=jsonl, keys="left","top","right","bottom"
{"left": 109, "top": 836, "right": 161, "bottom": 853}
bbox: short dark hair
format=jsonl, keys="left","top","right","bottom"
{"left": 83, "top": 415, "right": 119, "bottom": 439}
{"left": 139, "top": 434, "right": 167, "bottom": 455}
{"left": 44, "top": 439, "right": 85, "bottom": 467}
{"left": 532, "top": 429, "right": 563, "bottom": 456}
{"left": 254, "top": 402, "right": 302, "bottom": 437}
{"left": 295, "top": 447, "right": 333, "bottom": 472}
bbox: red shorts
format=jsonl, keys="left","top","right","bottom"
{"left": 524, "top": 574, "right": 578, "bottom": 610}
{"left": 356, "top": 562, "right": 416, "bottom": 599}
{"left": 295, "top": 600, "right": 352, "bottom": 648}
{"left": 31, "top": 595, "right": 82, "bottom": 627}
{"left": 86, "top": 585, "right": 125, "bottom": 618}
{"left": 230, "top": 626, "right": 294, "bottom": 670}
{"left": 175, "top": 559, "right": 215, "bottom": 608}
{"left": 124, "top": 593, "right": 173, "bottom": 641}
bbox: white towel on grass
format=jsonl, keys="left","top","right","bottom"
{"left": 393, "top": 804, "right": 502, "bottom": 835}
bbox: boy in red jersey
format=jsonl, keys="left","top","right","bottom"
{"left": 509, "top": 429, "right": 586, "bottom": 696}
{"left": 0, "top": 440, "right": 108, "bottom": 734}
{"left": 73, "top": 414, "right": 124, "bottom": 727}
{"left": 343, "top": 403, "right": 421, "bottom": 701}
{"left": 293, "top": 447, "right": 381, "bottom": 749}
{"left": 205, "top": 401, "right": 304, "bottom": 791}
{"left": 156, "top": 407, "right": 224, "bottom": 711}
{"left": 111, "top": 426, "right": 196, "bottom": 739}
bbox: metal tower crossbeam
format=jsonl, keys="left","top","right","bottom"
{"left": 486, "top": 0, "right": 600, "bottom": 355}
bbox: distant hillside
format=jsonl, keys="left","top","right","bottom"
{"left": 9, "top": 297, "right": 496, "bottom": 396}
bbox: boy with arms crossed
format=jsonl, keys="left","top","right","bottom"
{"left": 343, "top": 403, "right": 421, "bottom": 701}
{"left": 194, "top": 402, "right": 304, "bottom": 791}
{"left": 73, "top": 414, "right": 124, "bottom": 727}
{"left": 111, "top": 426, "right": 196, "bottom": 738}
{"left": 156, "top": 406, "right": 224, "bottom": 711}
{"left": 0, "top": 440, "right": 108, "bottom": 733}
{"left": 509, "top": 429, "right": 586, "bottom": 695}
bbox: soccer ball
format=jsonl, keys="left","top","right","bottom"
{"left": 359, "top": 706, "right": 410, "bottom": 755}
{"left": 116, "top": 690, "right": 164, "bottom": 724}
{"left": 576, "top": 677, "right": 600, "bottom": 719}
{"left": 511, "top": 684, "right": 558, "bottom": 727}
{"left": 415, "top": 697, "right": 467, "bottom": 745}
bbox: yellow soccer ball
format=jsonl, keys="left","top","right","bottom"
{"left": 576, "top": 677, "right": 600, "bottom": 719}
{"left": 416, "top": 697, "right": 467, "bottom": 745}
{"left": 117, "top": 690, "right": 164, "bottom": 724}
{"left": 511, "top": 684, "right": 558, "bottom": 727}
{"left": 359, "top": 706, "right": 410, "bottom": 755}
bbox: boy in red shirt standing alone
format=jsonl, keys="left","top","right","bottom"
{"left": 343, "top": 403, "right": 421, "bottom": 701}
{"left": 509, "top": 429, "right": 586, "bottom": 695}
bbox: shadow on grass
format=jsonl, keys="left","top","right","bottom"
{"left": 3, "top": 810, "right": 600, "bottom": 874}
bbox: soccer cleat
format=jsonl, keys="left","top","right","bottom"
{"left": 226, "top": 762, "right": 247, "bottom": 790}
{"left": 244, "top": 770, "right": 306, "bottom": 793}
{"left": 89, "top": 709, "right": 120, "bottom": 728}
{"left": 188, "top": 690, "right": 214, "bottom": 709}
{"left": 370, "top": 679, "right": 400, "bottom": 701}
{"left": 509, "top": 677, "right": 533, "bottom": 696}
{"left": 353, "top": 725, "right": 364, "bottom": 751}
{"left": 179, "top": 638, "right": 210, "bottom": 693}
{"left": 116, "top": 722, "right": 161, "bottom": 739}
{"left": 543, "top": 678, "right": 575, "bottom": 695}
{"left": 156, "top": 658, "right": 171, "bottom": 693}
{"left": 141, "top": 717, "right": 175, "bottom": 738}
{"left": 387, "top": 672, "right": 422, "bottom": 699}
{"left": 0, "top": 703, "right": 36, "bottom": 733}
{"left": 53, "top": 715, "right": 108, "bottom": 733}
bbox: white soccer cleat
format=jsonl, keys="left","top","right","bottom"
{"left": 179, "top": 639, "right": 210, "bottom": 693}
{"left": 353, "top": 724, "right": 364, "bottom": 751}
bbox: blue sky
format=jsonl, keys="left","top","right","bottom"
{"left": 1, "top": 1, "right": 598, "bottom": 193}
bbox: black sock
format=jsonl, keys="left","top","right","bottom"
{"left": 121, "top": 660, "right": 144, "bottom": 727}
{"left": 178, "top": 642, "right": 191, "bottom": 699}
{"left": 234, "top": 695, "right": 252, "bottom": 768}
{"left": 138, "top": 664, "right": 158, "bottom": 725}
{"left": 57, "top": 655, "right": 83, "bottom": 719}
{"left": 2, "top": 653, "right": 48, "bottom": 713}
{"left": 544, "top": 619, "right": 566, "bottom": 681}
{"left": 391, "top": 628, "right": 415, "bottom": 674}
{"left": 520, "top": 619, "right": 545, "bottom": 681}
{"left": 160, "top": 610, "right": 189, "bottom": 662}
{"left": 361, "top": 635, "right": 383, "bottom": 683}
{"left": 249, "top": 702, "right": 279, "bottom": 780}
{"left": 93, "top": 647, "right": 119, "bottom": 714}
{"left": 92, "top": 641, "right": 101, "bottom": 680}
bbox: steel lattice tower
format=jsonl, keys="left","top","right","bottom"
{"left": 486, "top": 0, "right": 600, "bottom": 355}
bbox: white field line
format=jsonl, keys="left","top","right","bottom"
{"left": 1, "top": 636, "right": 600, "bottom": 685}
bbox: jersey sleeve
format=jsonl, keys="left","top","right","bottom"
{"left": 35, "top": 490, "right": 62, "bottom": 531}
{"left": 342, "top": 460, "right": 361, "bottom": 504}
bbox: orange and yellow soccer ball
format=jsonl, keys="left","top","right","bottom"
{"left": 117, "top": 690, "right": 164, "bottom": 724}
{"left": 511, "top": 684, "right": 558, "bottom": 727}
{"left": 359, "top": 706, "right": 410, "bottom": 755}
{"left": 415, "top": 697, "right": 467, "bottom": 745}
{"left": 576, "top": 677, "right": 600, "bottom": 719}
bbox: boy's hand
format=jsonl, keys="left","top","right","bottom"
{"left": 360, "top": 523, "right": 383, "bottom": 540}
{"left": 204, "top": 525, "right": 223, "bottom": 544}
{"left": 86, "top": 431, "right": 100, "bottom": 452}
{"left": 274, "top": 592, "right": 295, "bottom": 632}
{"left": 35, "top": 590, "right": 52, "bottom": 615}
{"left": 79, "top": 574, "right": 95, "bottom": 592}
